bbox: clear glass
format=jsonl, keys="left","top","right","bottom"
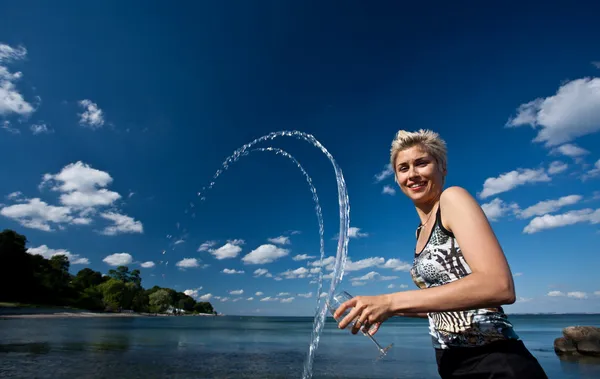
{"left": 326, "top": 290, "right": 394, "bottom": 360}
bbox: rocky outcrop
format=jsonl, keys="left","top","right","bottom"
{"left": 554, "top": 326, "right": 600, "bottom": 361}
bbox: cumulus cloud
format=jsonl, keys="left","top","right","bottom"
{"left": 140, "top": 261, "right": 155, "bottom": 268}
{"left": 280, "top": 267, "right": 309, "bottom": 279}
{"left": 547, "top": 161, "right": 568, "bottom": 175}
{"left": 1, "top": 162, "right": 142, "bottom": 234}
{"left": 176, "top": 258, "right": 201, "bottom": 269}
{"left": 567, "top": 291, "right": 588, "bottom": 299}
{"left": 100, "top": 212, "right": 143, "bottom": 235}
{"left": 348, "top": 227, "right": 368, "bottom": 238}
{"left": 255, "top": 291, "right": 263, "bottom": 296}
{"left": 242, "top": 244, "right": 289, "bottom": 264}
{"left": 551, "top": 143, "right": 589, "bottom": 159}
{"left": 374, "top": 164, "right": 394, "bottom": 183}
{"left": 382, "top": 185, "right": 396, "bottom": 195}
{"left": 517, "top": 195, "right": 582, "bottom": 219}
{"left": 583, "top": 159, "right": 600, "bottom": 180}
{"left": 78, "top": 99, "right": 104, "bottom": 129}
{"left": 547, "top": 291, "right": 564, "bottom": 297}
{"left": 293, "top": 254, "right": 315, "bottom": 261}
{"left": 183, "top": 287, "right": 203, "bottom": 299}
{"left": 30, "top": 123, "right": 52, "bottom": 135}
{"left": 103, "top": 253, "right": 133, "bottom": 266}
{"left": 197, "top": 240, "right": 217, "bottom": 252}
{"left": 222, "top": 268, "right": 244, "bottom": 274}
{"left": 479, "top": 168, "right": 551, "bottom": 199}
{"left": 481, "top": 198, "right": 519, "bottom": 222}
{"left": 523, "top": 208, "right": 600, "bottom": 234}
{"left": 0, "top": 43, "right": 34, "bottom": 118}
{"left": 506, "top": 77, "right": 600, "bottom": 147}
{"left": 28, "top": 245, "right": 89, "bottom": 265}
{"left": 351, "top": 271, "right": 399, "bottom": 282}
{"left": 267, "top": 236, "right": 290, "bottom": 245}
{"left": 253, "top": 268, "right": 272, "bottom": 277}
{"left": 209, "top": 242, "right": 242, "bottom": 260}
{"left": 297, "top": 292, "right": 312, "bottom": 298}
{"left": 229, "top": 289, "right": 244, "bottom": 295}
{"left": 198, "top": 293, "right": 212, "bottom": 301}
{"left": 280, "top": 297, "right": 294, "bottom": 303}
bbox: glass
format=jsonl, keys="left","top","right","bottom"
{"left": 326, "top": 290, "right": 393, "bottom": 360}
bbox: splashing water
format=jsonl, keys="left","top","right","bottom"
{"left": 185, "top": 131, "right": 349, "bottom": 379}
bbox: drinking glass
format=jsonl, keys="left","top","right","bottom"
{"left": 326, "top": 290, "right": 393, "bottom": 360}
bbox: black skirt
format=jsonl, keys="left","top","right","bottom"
{"left": 435, "top": 339, "right": 548, "bottom": 378}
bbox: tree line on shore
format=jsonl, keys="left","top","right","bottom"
{"left": 0, "top": 229, "right": 215, "bottom": 315}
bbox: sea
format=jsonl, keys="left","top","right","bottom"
{"left": 0, "top": 312, "right": 599, "bottom": 379}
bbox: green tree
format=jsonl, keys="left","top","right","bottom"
{"left": 194, "top": 302, "right": 214, "bottom": 314}
{"left": 149, "top": 289, "right": 171, "bottom": 313}
{"left": 97, "top": 278, "right": 126, "bottom": 311}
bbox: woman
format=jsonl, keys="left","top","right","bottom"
{"left": 334, "top": 129, "right": 548, "bottom": 378}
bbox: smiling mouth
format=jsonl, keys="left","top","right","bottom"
{"left": 408, "top": 181, "right": 426, "bottom": 190}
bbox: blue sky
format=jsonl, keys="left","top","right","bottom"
{"left": 1, "top": 1, "right": 599, "bottom": 316}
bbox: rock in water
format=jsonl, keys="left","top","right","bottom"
{"left": 563, "top": 326, "right": 600, "bottom": 343}
{"left": 554, "top": 337, "right": 578, "bottom": 355}
{"left": 577, "top": 340, "right": 600, "bottom": 357}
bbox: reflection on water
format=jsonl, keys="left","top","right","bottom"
{"left": 0, "top": 315, "right": 599, "bottom": 378}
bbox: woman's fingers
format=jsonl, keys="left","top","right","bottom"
{"left": 366, "top": 321, "right": 381, "bottom": 336}
{"left": 338, "top": 303, "right": 363, "bottom": 330}
{"left": 333, "top": 298, "right": 355, "bottom": 320}
{"left": 352, "top": 311, "right": 369, "bottom": 335}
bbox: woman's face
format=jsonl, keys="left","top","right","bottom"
{"left": 394, "top": 145, "right": 445, "bottom": 205}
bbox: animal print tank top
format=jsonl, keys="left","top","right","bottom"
{"left": 410, "top": 207, "right": 519, "bottom": 349}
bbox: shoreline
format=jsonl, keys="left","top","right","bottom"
{"left": 0, "top": 312, "right": 218, "bottom": 319}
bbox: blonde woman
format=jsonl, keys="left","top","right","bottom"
{"left": 334, "top": 130, "right": 548, "bottom": 378}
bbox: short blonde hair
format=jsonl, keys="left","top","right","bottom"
{"left": 390, "top": 129, "right": 447, "bottom": 173}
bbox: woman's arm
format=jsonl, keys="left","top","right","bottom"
{"left": 388, "top": 186, "right": 515, "bottom": 315}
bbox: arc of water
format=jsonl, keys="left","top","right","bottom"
{"left": 195, "top": 131, "right": 350, "bottom": 379}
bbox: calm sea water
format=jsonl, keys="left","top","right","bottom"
{"left": 1, "top": 313, "right": 599, "bottom": 378}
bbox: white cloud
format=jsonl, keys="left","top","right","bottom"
{"left": 381, "top": 258, "right": 412, "bottom": 272}
{"left": 517, "top": 195, "right": 582, "bottom": 219}
{"left": 280, "top": 267, "right": 309, "bottom": 279}
{"left": 78, "top": 99, "right": 104, "bottom": 129}
{"left": 103, "top": 253, "right": 133, "bottom": 266}
{"left": 140, "top": 261, "right": 155, "bottom": 268}
{"left": 567, "top": 291, "right": 588, "bottom": 299}
{"left": 481, "top": 198, "right": 519, "bottom": 222}
{"left": 1, "top": 120, "right": 20, "bottom": 134}
{"left": 374, "top": 164, "right": 394, "bottom": 182}
{"left": 293, "top": 254, "right": 315, "bottom": 261}
{"left": 246, "top": 297, "right": 254, "bottom": 301}
{"left": 222, "top": 268, "right": 244, "bottom": 274}
{"left": 348, "top": 227, "right": 368, "bottom": 238}
{"left": 388, "top": 284, "right": 409, "bottom": 289}
{"left": 0, "top": 198, "right": 72, "bottom": 231}
{"left": 547, "top": 291, "right": 564, "bottom": 297}
{"left": 100, "top": 212, "right": 143, "bottom": 235}
{"left": 506, "top": 77, "right": 600, "bottom": 147}
{"left": 382, "top": 185, "right": 396, "bottom": 195}
{"left": 319, "top": 292, "right": 327, "bottom": 298}
{"left": 280, "top": 297, "right": 294, "bottom": 303}
{"left": 198, "top": 293, "right": 212, "bottom": 301}
{"left": 594, "top": 291, "right": 600, "bottom": 296}
{"left": 260, "top": 296, "right": 278, "bottom": 302}
{"left": 253, "top": 268, "right": 271, "bottom": 277}
{"left": 219, "top": 297, "right": 229, "bottom": 302}
{"left": 267, "top": 236, "right": 290, "bottom": 245}
{"left": 28, "top": 245, "right": 89, "bottom": 265}
{"left": 551, "top": 143, "right": 589, "bottom": 158}
{"left": 230, "top": 289, "right": 244, "bottom": 295}
{"left": 183, "top": 287, "right": 203, "bottom": 299}
{"left": 593, "top": 62, "right": 600, "bottom": 69}
{"left": 513, "top": 272, "right": 523, "bottom": 277}
{"left": 479, "top": 168, "right": 551, "bottom": 199}
{"left": 255, "top": 291, "right": 263, "bottom": 296}
{"left": 352, "top": 271, "right": 399, "bottom": 282}
{"left": 547, "top": 161, "right": 568, "bottom": 175}
{"left": 41, "top": 161, "right": 113, "bottom": 193}
{"left": 242, "top": 244, "right": 289, "bottom": 264}
{"left": 345, "top": 257, "right": 384, "bottom": 272}
{"left": 176, "top": 258, "right": 200, "bottom": 269}
{"left": 209, "top": 242, "right": 242, "bottom": 260}
{"left": 197, "top": 240, "right": 217, "bottom": 252}
{"left": 277, "top": 292, "right": 290, "bottom": 296}
{"left": 30, "top": 123, "right": 52, "bottom": 135}
{"left": 583, "top": 159, "right": 600, "bottom": 180}
{"left": 0, "top": 43, "right": 34, "bottom": 117}
{"left": 227, "top": 239, "right": 245, "bottom": 245}
{"left": 309, "top": 256, "right": 335, "bottom": 267}
{"left": 297, "top": 292, "right": 312, "bottom": 298}
{"left": 523, "top": 208, "right": 600, "bottom": 234}
{"left": 352, "top": 281, "right": 366, "bottom": 286}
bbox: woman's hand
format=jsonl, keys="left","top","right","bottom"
{"left": 334, "top": 294, "right": 393, "bottom": 335}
